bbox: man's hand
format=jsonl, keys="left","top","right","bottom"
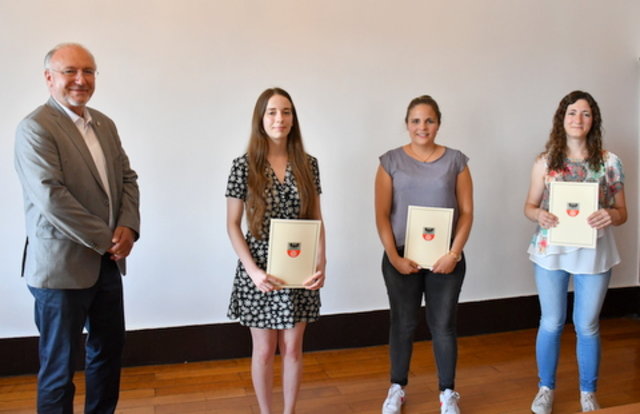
{"left": 107, "top": 226, "right": 136, "bottom": 260}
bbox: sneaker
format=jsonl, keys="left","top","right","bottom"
{"left": 580, "top": 391, "right": 600, "bottom": 412}
{"left": 531, "top": 386, "right": 554, "bottom": 414}
{"left": 382, "top": 384, "right": 405, "bottom": 414}
{"left": 440, "top": 389, "right": 460, "bottom": 414}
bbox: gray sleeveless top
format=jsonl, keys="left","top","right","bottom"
{"left": 379, "top": 146, "right": 469, "bottom": 247}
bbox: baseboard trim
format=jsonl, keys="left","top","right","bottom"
{"left": 2, "top": 286, "right": 638, "bottom": 376}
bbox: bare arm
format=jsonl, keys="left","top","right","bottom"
{"left": 226, "top": 197, "right": 283, "bottom": 292}
{"left": 587, "top": 188, "right": 627, "bottom": 229}
{"left": 374, "top": 165, "right": 419, "bottom": 274}
{"left": 432, "top": 166, "right": 473, "bottom": 274}
{"left": 524, "top": 156, "right": 558, "bottom": 229}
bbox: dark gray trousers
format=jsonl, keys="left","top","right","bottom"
{"left": 382, "top": 250, "right": 465, "bottom": 391}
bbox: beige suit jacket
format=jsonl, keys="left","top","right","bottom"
{"left": 14, "top": 97, "right": 140, "bottom": 289}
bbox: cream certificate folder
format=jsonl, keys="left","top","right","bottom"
{"left": 404, "top": 206, "right": 454, "bottom": 269}
{"left": 267, "top": 219, "right": 321, "bottom": 288}
{"left": 548, "top": 181, "right": 598, "bottom": 248}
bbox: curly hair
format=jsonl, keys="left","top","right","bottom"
{"left": 245, "top": 88, "right": 318, "bottom": 239}
{"left": 544, "top": 90, "right": 603, "bottom": 172}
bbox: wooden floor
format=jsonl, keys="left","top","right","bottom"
{"left": 1, "top": 317, "right": 639, "bottom": 413}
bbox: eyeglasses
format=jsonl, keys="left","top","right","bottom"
{"left": 48, "top": 67, "right": 98, "bottom": 77}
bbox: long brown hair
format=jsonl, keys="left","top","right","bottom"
{"left": 246, "top": 88, "right": 318, "bottom": 238}
{"left": 545, "top": 90, "right": 603, "bottom": 172}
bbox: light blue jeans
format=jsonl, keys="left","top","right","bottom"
{"left": 534, "top": 264, "right": 611, "bottom": 392}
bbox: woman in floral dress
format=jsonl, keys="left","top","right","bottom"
{"left": 226, "top": 88, "right": 326, "bottom": 414}
{"left": 524, "top": 91, "right": 627, "bottom": 413}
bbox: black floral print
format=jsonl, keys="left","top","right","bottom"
{"left": 225, "top": 154, "right": 322, "bottom": 329}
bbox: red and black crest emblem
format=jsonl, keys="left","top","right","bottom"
{"left": 287, "top": 242, "right": 301, "bottom": 258}
{"left": 422, "top": 227, "right": 435, "bottom": 241}
{"left": 566, "top": 202, "right": 580, "bottom": 217}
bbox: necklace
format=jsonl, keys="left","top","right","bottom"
{"left": 407, "top": 144, "right": 438, "bottom": 163}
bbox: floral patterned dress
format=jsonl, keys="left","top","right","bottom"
{"left": 225, "top": 154, "right": 322, "bottom": 329}
{"left": 528, "top": 151, "right": 624, "bottom": 274}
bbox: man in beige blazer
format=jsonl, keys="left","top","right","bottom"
{"left": 14, "top": 43, "right": 140, "bottom": 414}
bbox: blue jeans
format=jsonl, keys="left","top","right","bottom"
{"left": 534, "top": 264, "right": 611, "bottom": 392}
{"left": 382, "top": 251, "right": 465, "bottom": 391}
{"left": 28, "top": 256, "right": 124, "bottom": 414}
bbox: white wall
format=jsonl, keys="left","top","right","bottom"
{"left": 1, "top": 0, "right": 638, "bottom": 338}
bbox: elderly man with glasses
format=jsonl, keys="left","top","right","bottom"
{"left": 14, "top": 43, "right": 140, "bottom": 414}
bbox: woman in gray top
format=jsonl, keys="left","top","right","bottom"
{"left": 375, "top": 95, "right": 473, "bottom": 414}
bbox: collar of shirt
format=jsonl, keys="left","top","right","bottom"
{"left": 54, "top": 99, "right": 93, "bottom": 129}
{"left": 53, "top": 98, "right": 114, "bottom": 227}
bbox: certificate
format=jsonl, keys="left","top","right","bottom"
{"left": 404, "top": 206, "right": 454, "bottom": 269}
{"left": 548, "top": 181, "right": 598, "bottom": 248}
{"left": 266, "top": 219, "right": 321, "bottom": 288}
